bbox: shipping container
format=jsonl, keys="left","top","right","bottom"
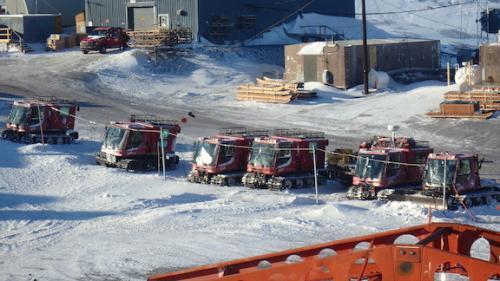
{"left": 285, "top": 39, "right": 441, "bottom": 89}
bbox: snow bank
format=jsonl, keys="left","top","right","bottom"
{"left": 297, "top": 42, "right": 326, "bottom": 55}
{"left": 248, "top": 13, "right": 393, "bottom": 46}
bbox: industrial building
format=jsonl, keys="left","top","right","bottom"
{"left": 85, "top": 0, "right": 355, "bottom": 43}
{"left": 4, "top": 0, "right": 84, "bottom": 26}
{"left": 284, "top": 39, "right": 441, "bottom": 89}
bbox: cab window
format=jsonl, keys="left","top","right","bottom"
{"left": 415, "top": 152, "right": 428, "bottom": 164}
{"left": 308, "top": 142, "right": 318, "bottom": 154}
{"left": 387, "top": 153, "right": 401, "bottom": 177}
{"left": 126, "top": 131, "right": 143, "bottom": 149}
{"left": 219, "top": 145, "right": 234, "bottom": 164}
{"left": 29, "top": 107, "right": 42, "bottom": 125}
{"left": 277, "top": 143, "right": 292, "bottom": 166}
{"left": 457, "top": 159, "right": 471, "bottom": 178}
{"left": 59, "top": 107, "right": 70, "bottom": 117}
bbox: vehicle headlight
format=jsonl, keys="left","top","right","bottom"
{"left": 106, "top": 153, "right": 116, "bottom": 163}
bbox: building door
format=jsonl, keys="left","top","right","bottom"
{"left": 128, "top": 6, "right": 155, "bottom": 31}
{"left": 303, "top": 55, "right": 317, "bottom": 82}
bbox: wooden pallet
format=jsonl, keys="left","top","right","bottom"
{"left": 426, "top": 111, "right": 494, "bottom": 119}
{"left": 480, "top": 102, "right": 500, "bottom": 110}
{"left": 0, "top": 28, "right": 12, "bottom": 44}
{"left": 445, "top": 92, "right": 500, "bottom": 101}
{"left": 127, "top": 28, "right": 192, "bottom": 49}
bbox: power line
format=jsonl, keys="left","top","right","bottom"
{"left": 359, "top": 0, "right": 477, "bottom": 16}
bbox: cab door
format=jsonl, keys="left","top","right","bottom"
{"left": 455, "top": 159, "right": 474, "bottom": 192}
{"left": 276, "top": 142, "right": 293, "bottom": 173}
{"left": 109, "top": 28, "right": 122, "bottom": 48}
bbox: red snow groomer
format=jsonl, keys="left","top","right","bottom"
{"left": 347, "top": 136, "right": 433, "bottom": 200}
{"left": 381, "top": 152, "right": 499, "bottom": 209}
{"left": 1, "top": 97, "right": 79, "bottom": 144}
{"left": 96, "top": 115, "right": 181, "bottom": 171}
{"left": 187, "top": 128, "right": 268, "bottom": 186}
{"left": 242, "top": 129, "right": 328, "bottom": 190}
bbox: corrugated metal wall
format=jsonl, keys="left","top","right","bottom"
{"left": 86, "top": 0, "right": 198, "bottom": 39}
{"left": 197, "top": 0, "right": 355, "bottom": 43}
{"left": 0, "top": 14, "right": 60, "bottom": 42}
{"left": 6, "top": 0, "right": 83, "bottom": 26}
{"left": 86, "top": 0, "right": 354, "bottom": 44}
{"left": 341, "top": 40, "right": 440, "bottom": 89}
{"left": 5, "top": 0, "right": 28, "bottom": 14}
{"left": 156, "top": 0, "right": 197, "bottom": 40}
{"left": 85, "top": 0, "right": 127, "bottom": 28}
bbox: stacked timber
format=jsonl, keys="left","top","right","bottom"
{"left": 127, "top": 27, "right": 192, "bottom": 49}
{"left": 238, "top": 77, "right": 316, "bottom": 103}
{"left": 256, "top": 77, "right": 317, "bottom": 99}
{"left": 237, "top": 84, "right": 296, "bottom": 103}
{"left": 444, "top": 86, "right": 500, "bottom": 111}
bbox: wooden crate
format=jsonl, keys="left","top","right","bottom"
{"left": 47, "top": 38, "right": 65, "bottom": 51}
{"left": 440, "top": 101, "right": 479, "bottom": 115}
{"left": 64, "top": 34, "right": 77, "bottom": 48}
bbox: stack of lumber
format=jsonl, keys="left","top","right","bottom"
{"left": 46, "top": 34, "right": 65, "bottom": 51}
{"left": 444, "top": 86, "right": 500, "bottom": 111}
{"left": 127, "top": 27, "right": 192, "bottom": 48}
{"left": 256, "top": 77, "right": 317, "bottom": 99}
{"left": 237, "top": 84, "right": 296, "bottom": 103}
{"left": 237, "top": 77, "right": 316, "bottom": 104}
{"left": 428, "top": 84, "right": 499, "bottom": 119}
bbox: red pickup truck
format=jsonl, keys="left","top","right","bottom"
{"left": 80, "top": 27, "right": 128, "bottom": 54}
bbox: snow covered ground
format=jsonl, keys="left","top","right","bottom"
{"left": 0, "top": 138, "right": 498, "bottom": 281}
{"left": 0, "top": 1, "right": 499, "bottom": 280}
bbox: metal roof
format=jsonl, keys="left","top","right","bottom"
{"left": 329, "top": 38, "right": 439, "bottom": 47}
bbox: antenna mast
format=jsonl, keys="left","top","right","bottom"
{"left": 361, "top": 0, "right": 369, "bottom": 95}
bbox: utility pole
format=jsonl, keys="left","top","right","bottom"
{"left": 361, "top": 0, "right": 369, "bottom": 95}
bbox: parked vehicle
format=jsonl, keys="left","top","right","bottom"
{"left": 379, "top": 152, "right": 499, "bottom": 209}
{"left": 80, "top": 27, "right": 128, "bottom": 54}
{"left": 96, "top": 115, "right": 180, "bottom": 171}
{"left": 242, "top": 129, "right": 328, "bottom": 190}
{"left": 326, "top": 148, "right": 357, "bottom": 186}
{"left": 1, "top": 97, "right": 79, "bottom": 144}
{"left": 188, "top": 128, "right": 268, "bottom": 185}
{"left": 347, "top": 136, "right": 433, "bottom": 199}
